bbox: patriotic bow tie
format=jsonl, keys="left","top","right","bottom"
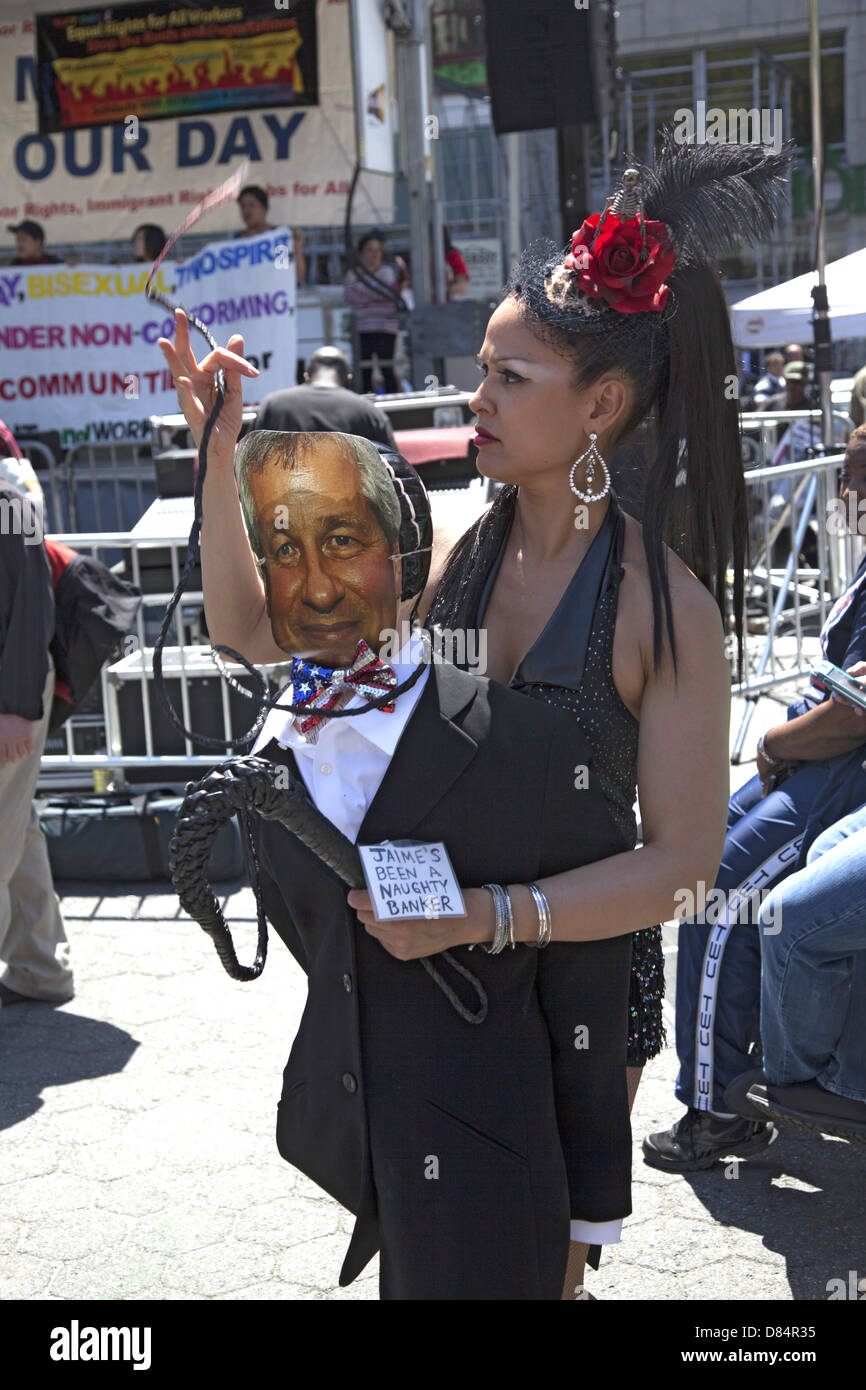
{"left": 290, "top": 638, "right": 398, "bottom": 735}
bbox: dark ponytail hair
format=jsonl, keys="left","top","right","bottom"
{"left": 132, "top": 223, "right": 167, "bottom": 261}
{"left": 642, "top": 259, "right": 745, "bottom": 678}
{"left": 560, "top": 256, "right": 745, "bottom": 679}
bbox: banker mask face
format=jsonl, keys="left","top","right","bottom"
{"left": 245, "top": 433, "right": 400, "bottom": 666}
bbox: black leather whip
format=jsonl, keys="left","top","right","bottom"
{"left": 169, "top": 757, "right": 488, "bottom": 1024}
{"left": 152, "top": 173, "right": 486, "bottom": 1024}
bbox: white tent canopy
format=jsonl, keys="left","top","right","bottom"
{"left": 729, "top": 248, "right": 866, "bottom": 348}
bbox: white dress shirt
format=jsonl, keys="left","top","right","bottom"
{"left": 252, "top": 631, "right": 621, "bottom": 1250}
{"left": 252, "top": 631, "right": 430, "bottom": 843}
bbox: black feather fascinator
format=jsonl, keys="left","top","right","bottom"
{"left": 635, "top": 124, "right": 798, "bottom": 268}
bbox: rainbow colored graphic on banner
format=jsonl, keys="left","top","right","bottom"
{"left": 36, "top": 0, "right": 318, "bottom": 134}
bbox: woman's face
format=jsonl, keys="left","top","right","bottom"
{"left": 467, "top": 296, "right": 629, "bottom": 490}
{"left": 360, "top": 239, "right": 383, "bottom": 272}
{"left": 131, "top": 229, "right": 147, "bottom": 261}
{"left": 239, "top": 193, "right": 267, "bottom": 229}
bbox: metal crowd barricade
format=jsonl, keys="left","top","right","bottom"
{"left": 38, "top": 524, "right": 291, "bottom": 788}
{"left": 63, "top": 441, "right": 157, "bottom": 536}
{"left": 347, "top": 310, "right": 408, "bottom": 393}
{"left": 38, "top": 440, "right": 860, "bottom": 781}
{"left": 731, "top": 449, "right": 863, "bottom": 761}
{"left": 15, "top": 438, "right": 68, "bottom": 533}
{"left": 739, "top": 407, "right": 851, "bottom": 471}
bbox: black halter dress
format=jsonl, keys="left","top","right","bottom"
{"left": 473, "top": 492, "right": 665, "bottom": 1065}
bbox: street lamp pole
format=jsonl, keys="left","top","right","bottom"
{"left": 392, "top": 0, "right": 434, "bottom": 311}
{"left": 808, "top": 0, "right": 834, "bottom": 454}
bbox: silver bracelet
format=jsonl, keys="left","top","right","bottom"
{"left": 479, "top": 883, "right": 510, "bottom": 954}
{"left": 757, "top": 732, "right": 785, "bottom": 768}
{"left": 526, "top": 882, "right": 553, "bottom": 948}
{"left": 494, "top": 884, "right": 515, "bottom": 953}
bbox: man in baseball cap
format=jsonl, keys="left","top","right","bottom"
{"left": 761, "top": 357, "right": 818, "bottom": 412}
{"left": 7, "top": 220, "right": 60, "bottom": 266}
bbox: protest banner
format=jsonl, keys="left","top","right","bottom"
{"left": 0, "top": 0, "right": 393, "bottom": 243}
{"left": 0, "top": 227, "right": 296, "bottom": 446}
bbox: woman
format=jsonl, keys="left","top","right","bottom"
{"left": 234, "top": 183, "right": 306, "bottom": 286}
{"left": 343, "top": 232, "right": 403, "bottom": 394}
{"left": 400, "top": 134, "right": 792, "bottom": 1293}
{"left": 235, "top": 183, "right": 273, "bottom": 237}
{"left": 159, "top": 129, "right": 793, "bottom": 1296}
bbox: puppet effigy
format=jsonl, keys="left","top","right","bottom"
{"left": 169, "top": 430, "right": 633, "bottom": 1299}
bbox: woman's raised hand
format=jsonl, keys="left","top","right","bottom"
{"left": 157, "top": 307, "right": 259, "bottom": 457}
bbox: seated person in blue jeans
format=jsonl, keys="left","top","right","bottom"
{"left": 644, "top": 428, "right": 866, "bottom": 1170}
{"left": 721, "top": 798, "right": 866, "bottom": 1143}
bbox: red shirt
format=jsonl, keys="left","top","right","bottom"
{"left": 445, "top": 248, "right": 468, "bottom": 279}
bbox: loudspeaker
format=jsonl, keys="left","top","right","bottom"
{"left": 482, "top": 0, "right": 616, "bottom": 134}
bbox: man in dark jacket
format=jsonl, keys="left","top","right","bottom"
{"left": 254, "top": 347, "right": 397, "bottom": 450}
{"left": 0, "top": 479, "right": 73, "bottom": 1006}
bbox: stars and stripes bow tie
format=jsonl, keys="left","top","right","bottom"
{"left": 290, "top": 638, "right": 398, "bottom": 734}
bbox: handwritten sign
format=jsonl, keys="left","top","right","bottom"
{"left": 358, "top": 841, "right": 466, "bottom": 922}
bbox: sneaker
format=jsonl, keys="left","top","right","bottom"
{"left": 642, "top": 1106, "right": 778, "bottom": 1172}
{"left": 0, "top": 981, "right": 74, "bottom": 1008}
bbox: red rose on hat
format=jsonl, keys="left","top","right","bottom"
{"left": 563, "top": 213, "right": 675, "bottom": 313}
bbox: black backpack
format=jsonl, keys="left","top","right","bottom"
{"left": 45, "top": 538, "right": 142, "bottom": 732}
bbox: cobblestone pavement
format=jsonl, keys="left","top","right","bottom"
{"left": 1, "top": 679, "right": 864, "bottom": 1301}
{"left": 3, "top": 874, "right": 863, "bottom": 1303}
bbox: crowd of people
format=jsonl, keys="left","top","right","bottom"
{"left": 1, "top": 129, "right": 864, "bottom": 1302}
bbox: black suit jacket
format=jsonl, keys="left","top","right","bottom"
{"left": 252, "top": 658, "right": 633, "bottom": 1299}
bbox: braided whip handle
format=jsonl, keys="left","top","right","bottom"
{"left": 169, "top": 757, "right": 364, "bottom": 982}
{"left": 168, "top": 756, "right": 488, "bottom": 1022}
